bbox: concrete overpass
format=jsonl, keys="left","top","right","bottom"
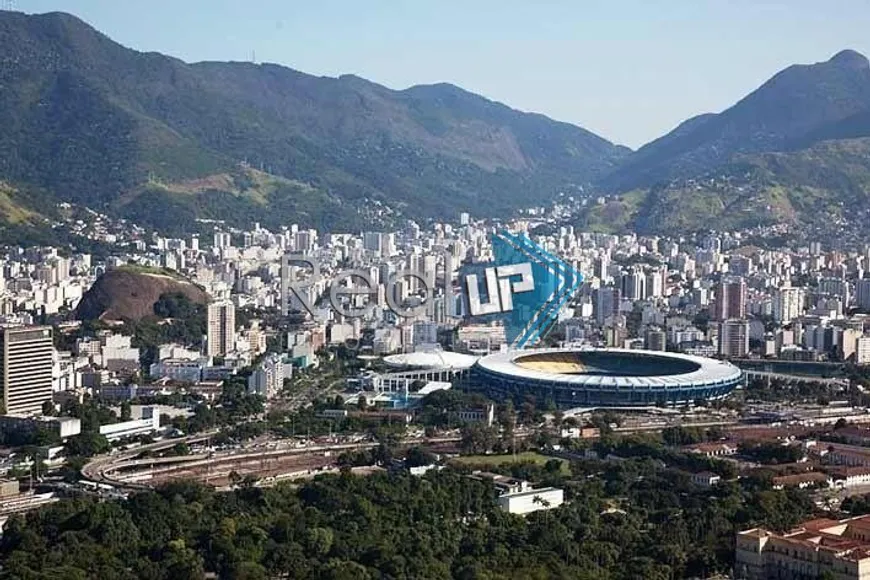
{"left": 741, "top": 369, "right": 849, "bottom": 387}
{"left": 84, "top": 434, "right": 467, "bottom": 490}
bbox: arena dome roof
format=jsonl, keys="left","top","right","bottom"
{"left": 383, "top": 350, "right": 480, "bottom": 370}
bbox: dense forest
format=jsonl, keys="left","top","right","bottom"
{"left": 0, "top": 454, "right": 816, "bottom": 580}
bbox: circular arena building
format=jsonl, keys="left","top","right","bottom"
{"left": 471, "top": 347, "right": 742, "bottom": 409}
{"left": 383, "top": 350, "right": 479, "bottom": 371}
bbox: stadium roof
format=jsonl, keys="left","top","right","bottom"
{"left": 475, "top": 348, "right": 742, "bottom": 388}
{"left": 383, "top": 350, "right": 479, "bottom": 370}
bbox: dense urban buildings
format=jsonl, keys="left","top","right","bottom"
{"left": 5, "top": 6, "right": 870, "bottom": 580}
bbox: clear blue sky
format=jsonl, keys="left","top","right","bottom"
{"left": 16, "top": 0, "right": 870, "bottom": 148}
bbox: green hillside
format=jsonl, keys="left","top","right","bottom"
{"left": 579, "top": 138, "right": 870, "bottom": 235}
{"left": 0, "top": 11, "right": 628, "bottom": 233}
{"left": 600, "top": 50, "right": 870, "bottom": 192}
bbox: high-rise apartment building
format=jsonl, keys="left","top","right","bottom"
{"left": 838, "top": 328, "right": 863, "bottom": 362}
{"left": 819, "top": 277, "right": 850, "bottom": 306}
{"left": 212, "top": 232, "right": 232, "bottom": 249}
{"left": 595, "top": 286, "right": 621, "bottom": 325}
{"left": 773, "top": 287, "right": 805, "bottom": 323}
{"left": 594, "top": 254, "right": 611, "bottom": 282}
{"left": 207, "top": 301, "right": 236, "bottom": 357}
{"left": 719, "top": 320, "right": 749, "bottom": 358}
{"left": 0, "top": 326, "right": 54, "bottom": 415}
{"left": 620, "top": 267, "right": 646, "bottom": 301}
{"left": 645, "top": 268, "right": 666, "bottom": 299}
{"left": 644, "top": 328, "right": 666, "bottom": 352}
{"left": 713, "top": 278, "right": 747, "bottom": 321}
{"left": 247, "top": 354, "right": 288, "bottom": 399}
{"left": 857, "top": 279, "right": 870, "bottom": 311}
{"left": 412, "top": 320, "right": 439, "bottom": 348}
{"left": 857, "top": 337, "right": 870, "bottom": 365}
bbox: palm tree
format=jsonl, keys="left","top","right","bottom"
{"left": 532, "top": 495, "right": 551, "bottom": 508}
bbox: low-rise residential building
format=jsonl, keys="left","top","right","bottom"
{"left": 690, "top": 471, "right": 721, "bottom": 487}
{"left": 457, "top": 403, "right": 495, "bottom": 427}
{"left": 0, "top": 479, "right": 20, "bottom": 498}
{"left": 560, "top": 426, "right": 601, "bottom": 439}
{"left": 821, "top": 443, "right": 870, "bottom": 467}
{"left": 100, "top": 334, "right": 140, "bottom": 372}
{"left": 838, "top": 426, "right": 870, "bottom": 446}
{"left": 685, "top": 442, "right": 738, "bottom": 458}
{"left": 0, "top": 415, "right": 81, "bottom": 440}
{"left": 771, "top": 472, "right": 831, "bottom": 490}
{"left": 97, "top": 384, "right": 141, "bottom": 402}
{"left": 149, "top": 359, "right": 205, "bottom": 383}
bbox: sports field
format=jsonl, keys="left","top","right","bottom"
{"left": 451, "top": 452, "right": 570, "bottom": 474}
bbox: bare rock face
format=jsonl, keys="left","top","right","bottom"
{"left": 75, "top": 267, "right": 209, "bottom": 322}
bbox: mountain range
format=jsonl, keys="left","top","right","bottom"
{"left": 1, "top": 10, "right": 870, "bottom": 236}
{"left": 584, "top": 49, "right": 870, "bottom": 235}
{"left": 0, "top": 10, "right": 627, "bottom": 235}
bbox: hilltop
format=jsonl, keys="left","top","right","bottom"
{"left": 584, "top": 50, "right": 870, "bottom": 235}
{"left": 599, "top": 50, "right": 870, "bottom": 192}
{"left": 74, "top": 266, "right": 209, "bottom": 322}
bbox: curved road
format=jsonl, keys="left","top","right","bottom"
{"left": 83, "top": 433, "right": 469, "bottom": 490}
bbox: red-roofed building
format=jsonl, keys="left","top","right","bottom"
{"left": 737, "top": 515, "right": 870, "bottom": 579}
{"left": 684, "top": 442, "right": 737, "bottom": 458}
{"left": 830, "top": 466, "right": 870, "bottom": 489}
{"left": 838, "top": 425, "right": 870, "bottom": 446}
{"left": 771, "top": 472, "right": 831, "bottom": 490}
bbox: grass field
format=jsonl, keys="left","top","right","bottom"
{"left": 451, "top": 452, "right": 570, "bottom": 475}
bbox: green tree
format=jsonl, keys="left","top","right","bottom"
{"left": 405, "top": 446, "right": 437, "bottom": 468}
{"left": 120, "top": 401, "right": 132, "bottom": 421}
{"left": 64, "top": 432, "right": 110, "bottom": 458}
{"left": 305, "top": 527, "right": 334, "bottom": 558}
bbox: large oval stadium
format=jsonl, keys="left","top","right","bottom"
{"left": 471, "top": 347, "right": 742, "bottom": 409}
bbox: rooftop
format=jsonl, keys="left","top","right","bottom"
{"left": 499, "top": 487, "right": 563, "bottom": 499}
{"left": 383, "top": 350, "right": 479, "bottom": 370}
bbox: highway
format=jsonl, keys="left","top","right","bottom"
{"left": 80, "top": 431, "right": 219, "bottom": 486}
{"left": 82, "top": 432, "right": 470, "bottom": 490}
